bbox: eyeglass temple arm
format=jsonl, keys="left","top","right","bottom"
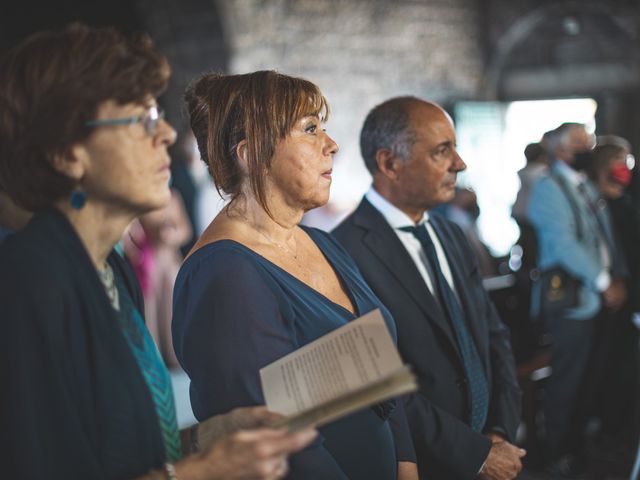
{"left": 85, "top": 116, "right": 141, "bottom": 127}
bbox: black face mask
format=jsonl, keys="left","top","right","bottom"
{"left": 572, "top": 151, "right": 595, "bottom": 172}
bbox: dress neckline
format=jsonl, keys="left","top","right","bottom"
{"left": 191, "top": 234, "right": 359, "bottom": 318}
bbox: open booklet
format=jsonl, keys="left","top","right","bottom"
{"left": 259, "top": 309, "right": 417, "bottom": 431}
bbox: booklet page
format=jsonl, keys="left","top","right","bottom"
{"left": 259, "top": 309, "right": 404, "bottom": 416}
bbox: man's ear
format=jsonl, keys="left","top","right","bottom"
{"left": 375, "top": 148, "right": 402, "bottom": 180}
{"left": 50, "top": 144, "right": 89, "bottom": 181}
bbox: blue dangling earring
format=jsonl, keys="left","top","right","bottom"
{"left": 70, "top": 189, "right": 87, "bottom": 209}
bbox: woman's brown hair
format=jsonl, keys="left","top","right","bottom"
{"left": 0, "top": 23, "right": 170, "bottom": 210}
{"left": 587, "top": 144, "right": 627, "bottom": 182}
{"left": 185, "top": 70, "right": 329, "bottom": 216}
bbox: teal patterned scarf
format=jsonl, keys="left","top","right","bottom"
{"left": 113, "top": 270, "right": 182, "bottom": 462}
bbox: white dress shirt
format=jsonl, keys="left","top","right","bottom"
{"left": 366, "top": 188, "right": 501, "bottom": 463}
{"left": 554, "top": 161, "right": 611, "bottom": 292}
{"left": 365, "top": 187, "right": 458, "bottom": 298}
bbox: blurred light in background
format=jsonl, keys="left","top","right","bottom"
{"left": 455, "top": 98, "right": 597, "bottom": 256}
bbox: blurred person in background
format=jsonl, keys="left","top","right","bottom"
{"left": 511, "top": 142, "right": 549, "bottom": 223}
{"left": 510, "top": 142, "right": 551, "bottom": 359}
{"left": 0, "top": 23, "right": 316, "bottom": 479}
{"left": 510, "top": 142, "right": 551, "bottom": 350}
{"left": 443, "top": 187, "right": 495, "bottom": 277}
{"left": 527, "top": 122, "right": 626, "bottom": 477}
{"left": 168, "top": 131, "right": 199, "bottom": 257}
{"left": 124, "top": 188, "right": 192, "bottom": 368}
{"left": 583, "top": 138, "right": 639, "bottom": 455}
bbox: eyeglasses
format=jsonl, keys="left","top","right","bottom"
{"left": 85, "top": 105, "right": 165, "bottom": 136}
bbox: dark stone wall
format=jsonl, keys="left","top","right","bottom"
{"left": 3, "top": 0, "right": 639, "bottom": 206}
{"left": 216, "top": 0, "right": 485, "bottom": 198}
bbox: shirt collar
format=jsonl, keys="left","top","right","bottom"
{"left": 553, "top": 159, "right": 586, "bottom": 186}
{"left": 365, "top": 186, "right": 429, "bottom": 229}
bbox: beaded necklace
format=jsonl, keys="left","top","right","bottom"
{"left": 98, "top": 263, "right": 120, "bottom": 311}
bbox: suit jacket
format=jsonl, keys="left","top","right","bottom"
{"left": 609, "top": 194, "right": 640, "bottom": 310}
{"left": 0, "top": 208, "right": 165, "bottom": 479}
{"left": 333, "top": 198, "right": 521, "bottom": 480}
{"left": 527, "top": 162, "right": 616, "bottom": 320}
{"left": 512, "top": 163, "right": 548, "bottom": 221}
{"left": 583, "top": 181, "right": 627, "bottom": 279}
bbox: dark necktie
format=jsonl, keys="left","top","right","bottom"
{"left": 400, "top": 222, "right": 489, "bottom": 432}
{"left": 577, "top": 182, "right": 615, "bottom": 257}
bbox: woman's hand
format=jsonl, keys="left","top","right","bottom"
{"left": 196, "top": 407, "right": 284, "bottom": 449}
{"left": 179, "top": 427, "right": 317, "bottom": 480}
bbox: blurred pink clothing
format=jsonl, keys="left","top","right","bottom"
{"left": 124, "top": 190, "right": 192, "bottom": 368}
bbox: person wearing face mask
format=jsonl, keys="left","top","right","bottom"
{"left": 527, "top": 123, "right": 628, "bottom": 477}
{"left": 583, "top": 139, "right": 639, "bottom": 452}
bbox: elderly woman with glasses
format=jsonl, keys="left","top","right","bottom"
{"left": 0, "top": 24, "right": 315, "bottom": 480}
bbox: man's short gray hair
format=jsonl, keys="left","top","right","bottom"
{"left": 547, "top": 122, "right": 586, "bottom": 153}
{"left": 360, "top": 96, "right": 420, "bottom": 175}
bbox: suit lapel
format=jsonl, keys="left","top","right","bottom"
{"left": 551, "top": 165, "right": 604, "bottom": 265}
{"left": 353, "top": 200, "right": 461, "bottom": 353}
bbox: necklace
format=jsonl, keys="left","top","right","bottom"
{"left": 255, "top": 228, "right": 299, "bottom": 260}
{"left": 98, "top": 263, "right": 120, "bottom": 311}
{"left": 227, "top": 206, "right": 302, "bottom": 260}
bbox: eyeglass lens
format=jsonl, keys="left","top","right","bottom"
{"left": 143, "top": 106, "right": 164, "bottom": 135}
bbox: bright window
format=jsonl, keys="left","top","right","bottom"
{"left": 455, "top": 98, "right": 597, "bottom": 256}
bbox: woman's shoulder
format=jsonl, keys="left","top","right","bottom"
{"left": 183, "top": 239, "right": 258, "bottom": 269}
{"left": 0, "top": 219, "right": 104, "bottom": 333}
{"left": 176, "top": 240, "right": 271, "bottom": 290}
{"left": 1, "top": 208, "right": 81, "bottom": 264}
{"left": 171, "top": 239, "right": 293, "bottom": 336}
{"left": 0, "top": 220, "right": 69, "bottom": 290}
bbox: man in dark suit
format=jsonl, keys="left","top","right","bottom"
{"left": 333, "top": 97, "right": 524, "bottom": 480}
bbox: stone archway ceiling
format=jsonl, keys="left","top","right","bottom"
{"left": 516, "top": 15, "right": 629, "bottom": 66}
{"left": 0, "top": 0, "right": 144, "bottom": 52}
{"left": 485, "top": 0, "right": 639, "bottom": 100}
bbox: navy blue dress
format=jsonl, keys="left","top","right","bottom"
{"left": 172, "top": 227, "right": 414, "bottom": 479}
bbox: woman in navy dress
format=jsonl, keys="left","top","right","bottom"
{"left": 173, "top": 71, "right": 418, "bottom": 480}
